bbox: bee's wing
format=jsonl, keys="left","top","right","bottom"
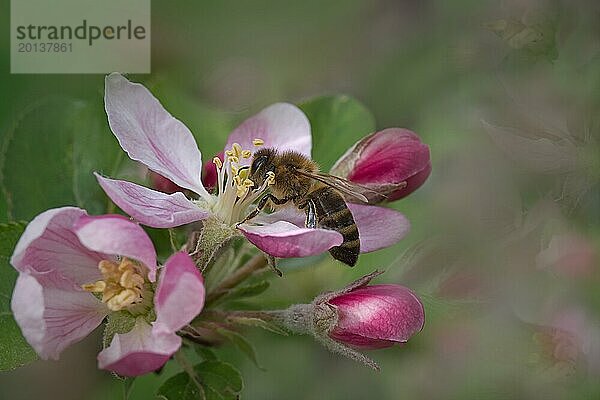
{"left": 297, "top": 170, "right": 388, "bottom": 204}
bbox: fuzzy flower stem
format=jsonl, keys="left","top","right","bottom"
{"left": 205, "top": 254, "right": 267, "bottom": 305}
{"left": 224, "top": 310, "right": 278, "bottom": 322}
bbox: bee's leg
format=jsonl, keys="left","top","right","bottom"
{"left": 238, "top": 194, "right": 290, "bottom": 225}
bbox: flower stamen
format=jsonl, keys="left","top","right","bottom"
{"left": 82, "top": 258, "right": 146, "bottom": 311}
{"left": 213, "top": 156, "right": 223, "bottom": 169}
{"left": 211, "top": 139, "right": 275, "bottom": 224}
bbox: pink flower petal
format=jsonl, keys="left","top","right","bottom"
{"left": 258, "top": 204, "right": 410, "bottom": 254}
{"left": 11, "top": 273, "right": 108, "bottom": 360}
{"left": 154, "top": 252, "right": 205, "bottom": 333}
{"left": 95, "top": 174, "right": 209, "bottom": 228}
{"left": 97, "top": 319, "right": 181, "bottom": 377}
{"left": 328, "top": 284, "right": 425, "bottom": 348}
{"left": 10, "top": 207, "right": 106, "bottom": 289}
{"left": 104, "top": 73, "right": 210, "bottom": 199}
{"left": 224, "top": 103, "right": 311, "bottom": 166}
{"left": 393, "top": 162, "right": 431, "bottom": 201}
{"left": 73, "top": 215, "right": 158, "bottom": 282}
{"left": 251, "top": 205, "right": 306, "bottom": 226}
{"left": 331, "top": 128, "right": 431, "bottom": 201}
{"left": 239, "top": 221, "right": 343, "bottom": 258}
{"left": 348, "top": 204, "right": 410, "bottom": 253}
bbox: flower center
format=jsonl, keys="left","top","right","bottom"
{"left": 82, "top": 258, "right": 146, "bottom": 312}
{"left": 210, "top": 139, "right": 275, "bottom": 225}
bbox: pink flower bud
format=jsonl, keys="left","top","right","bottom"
{"left": 202, "top": 152, "right": 224, "bottom": 192}
{"left": 325, "top": 283, "right": 425, "bottom": 349}
{"left": 331, "top": 128, "right": 431, "bottom": 202}
{"left": 148, "top": 171, "right": 183, "bottom": 194}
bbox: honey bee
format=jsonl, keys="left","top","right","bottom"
{"left": 242, "top": 148, "right": 387, "bottom": 266}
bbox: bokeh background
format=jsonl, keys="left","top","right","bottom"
{"left": 1, "top": 0, "right": 599, "bottom": 399}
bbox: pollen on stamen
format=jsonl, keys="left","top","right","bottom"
{"left": 230, "top": 143, "right": 243, "bottom": 158}
{"left": 253, "top": 138, "right": 264, "bottom": 146}
{"left": 82, "top": 258, "right": 146, "bottom": 312}
{"left": 213, "top": 157, "right": 223, "bottom": 169}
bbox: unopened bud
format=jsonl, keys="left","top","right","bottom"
{"left": 276, "top": 271, "right": 425, "bottom": 369}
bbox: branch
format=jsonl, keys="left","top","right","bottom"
{"left": 205, "top": 254, "right": 268, "bottom": 305}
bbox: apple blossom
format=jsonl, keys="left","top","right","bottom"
{"left": 267, "top": 271, "right": 424, "bottom": 369}
{"left": 330, "top": 128, "right": 431, "bottom": 202}
{"left": 10, "top": 207, "right": 205, "bottom": 376}
{"left": 96, "top": 73, "right": 419, "bottom": 264}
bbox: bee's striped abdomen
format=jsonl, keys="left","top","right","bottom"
{"left": 307, "top": 186, "right": 359, "bottom": 266}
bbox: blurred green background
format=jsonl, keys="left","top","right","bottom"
{"left": 1, "top": 0, "right": 599, "bottom": 399}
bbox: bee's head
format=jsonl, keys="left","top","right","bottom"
{"left": 249, "top": 148, "right": 276, "bottom": 187}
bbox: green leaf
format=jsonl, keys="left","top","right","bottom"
{"left": 215, "top": 327, "right": 263, "bottom": 369}
{"left": 194, "top": 345, "right": 218, "bottom": 361}
{"left": 0, "top": 222, "right": 37, "bottom": 370}
{"left": 0, "top": 97, "right": 122, "bottom": 221}
{"left": 156, "top": 360, "right": 243, "bottom": 400}
{"left": 70, "top": 101, "right": 124, "bottom": 215}
{"left": 0, "top": 99, "right": 79, "bottom": 221}
{"left": 219, "top": 280, "right": 270, "bottom": 302}
{"left": 227, "top": 316, "right": 289, "bottom": 336}
{"left": 194, "top": 360, "right": 243, "bottom": 399}
{"left": 299, "top": 95, "right": 376, "bottom": 170}
{"left": 157, "top": 371, "right": 205, "bottom": 400}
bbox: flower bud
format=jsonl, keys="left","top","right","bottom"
{"left": 330, "top": 128, "right": 431, "bottom": 202}
{"left": 323, "top": 283, "right": 425, "bottom": 349}
{"left": 202, "top": 152, "right": 224, "bottom": 192}
{"left": 148, "top": 170, "right": 183, "bottom": 194}
{"left": 275, "top": 271, "right": 425, "bottom": 369}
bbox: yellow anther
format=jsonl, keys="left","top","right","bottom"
{"left": 98, "top": 259, "right": 118, "bottom": 277}
{"left": 253, "top": 138, "right": 264, "bottom": 146}
{"left": 213, "top": 157, "right": 223, "bottom": 168}
{"left": 242, "top": 150, "right": 252, "bottom": 159}
{"left": 120, "top": 268, "right": 144, "bottom": 289}
{"left": 82, "top": 258, "right": 146, "bottom": 312}
{"left": 232, "top": 143, "right": 243, "bottom": 158}
{"left": 118, "top": 258, "right": 136, "bottom": 272}
{"left": 106, "top": 289, "right": 139, "bottom": 311}
{"left": 82, "top": 280, "right": 106, "bottom": 293}
{"left": 228, "top": 155, "right": 239, "bottom": 164}
{"left": 233, "top": 172, "right": 254, "bottom": 197}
